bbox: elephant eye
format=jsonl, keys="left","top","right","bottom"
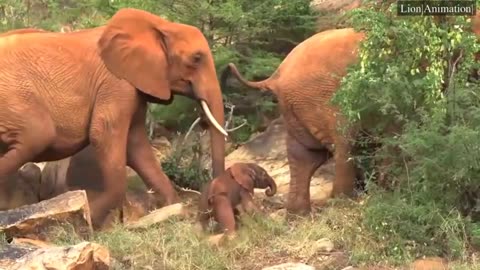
{"left": 191, "top": 52, "right": 203, "bottom": 65}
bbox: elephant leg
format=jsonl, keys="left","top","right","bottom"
{"left": 198, "top": 210, "right": 211, "bottom": 232}
{"left": 332, "top": 136, "right": 356, "bottom": 196}
{"left": 88, "top": 121, "right": 129, "bottom": 229}
{"left": 211, "top": 195, "right": 236, "bottom": 234}
{"left": 286, "top": 133, "right": 330, "bottom": 215}
{"left": 239, "top": 191, "right": 261, "bottom": 214}
{"left": 126, "top": 104, "right": 180, "bottom": 205}
{"left": 0, "top": 111, "right": 55, "bottom": 178}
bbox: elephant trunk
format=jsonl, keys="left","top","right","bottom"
{"left": 257, "top": 176, "right": 277, "bottom": 197}
{"left": 192, "top": 83, "right": 226, "bottom": 178}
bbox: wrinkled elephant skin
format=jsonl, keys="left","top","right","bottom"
{"left": 0, "top": 8, "right": 226, "bottom": 228}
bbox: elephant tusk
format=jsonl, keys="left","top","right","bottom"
{"left": 201, "top": 100, "right": 228, "bottom": 137}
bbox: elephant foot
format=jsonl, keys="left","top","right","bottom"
{"left": 285, "top": 199, "right": 311, "bottom": 216}
{"left": 207, "top": 232, "right": 237, "bottom": 247}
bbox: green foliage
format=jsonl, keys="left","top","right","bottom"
{"left": 331, "top": 1, "right": 480, "bottom": 262}
{"left": 149, "top": 96, "right": 200, "bottom": 133}
{"left": 161, "top": 137, "right": 211, "bottom": 191}
{"left": 0, "top": 0, "right": 110, "bottom": 31}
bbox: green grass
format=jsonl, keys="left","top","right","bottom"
{"left": 46, "top": 196, "right": 479, "bottom": 270}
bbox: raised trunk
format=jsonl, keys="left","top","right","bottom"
{"left": 266, "top": 181, "right": 277, "bottom": 197}
{"left": 263, "top": 177, "right": 277, "bottom": 197}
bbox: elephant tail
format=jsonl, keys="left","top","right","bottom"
{"left": 221, "top": 63, "right": 274, "bottom": 93}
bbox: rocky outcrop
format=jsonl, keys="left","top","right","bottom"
{"left": 0, "top": 190, "right": 93, "bottom": 241}
{"left": 225, "top": 117, "right": 335, "bottom": 206}
{"left": 0, "top": 241, "right": 110, "bottom": 270}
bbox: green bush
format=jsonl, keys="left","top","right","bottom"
{"left": 149, "top": 96, "right": 200, "bottom": 133}
{"left": 332, "top": 1, "right": 480, "bottom": 262}
{"left": 161, "top": 138, "right": 211, "bottom": 191}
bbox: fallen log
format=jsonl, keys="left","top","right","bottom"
{"left": 0, "top": 190, "right": 92, "bottom": 241}
{"left": 126, "top": 203, "right": 186, "bottom": 229}
{"left": 0, "top": 241, "right": 110, "bottom": 270}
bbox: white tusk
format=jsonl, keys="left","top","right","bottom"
{"left": 201, "top": 100, "right": 228, "bottom": 137}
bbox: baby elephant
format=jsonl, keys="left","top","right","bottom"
{"left": 198, "top": 163, "right": 277, "bottom": 234}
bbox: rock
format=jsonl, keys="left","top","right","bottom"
{"left": 411, "top": 257, "right": 448, "bottom": 270}
{"left": 151, "top": 137, "right": 173, "bottom": 162}
{"left": 313, "top": 238, "right": 334, "bottom": 252}
{"left": 262, "top": 262, "right": 316, "bottom": 270}
{"left": 225, "top": 117, "right": 335, "bottom": 206}
{"left": 97, "top": 189, "right": 164, "bottom": 230}
{"left": 0, "top": 163, "right": 42, "bottom": 211}
{"left": 10, "top": 238, "right": 54, "bottom": 249}
{"left": 39, "top": 158, "right": 71, "bottom": 201}
{"left": 0, "top": 241, "right": 110, "bottom": 270}
{"left": 0, "top": 190, "right": 92, "bottom": 241}
{"left": 126, "top": 203, "right": 186, "bottom": 229}
{"left": 121, "top": 190, "right": 163, "bottom": 223}
{"left": 318, "top": 251, "right": 350, "bottom": 269}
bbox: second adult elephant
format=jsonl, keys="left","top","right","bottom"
{"left": 0, "top": 8, "right": 227, "bottom": 227}
{"left": 222, "top": 28, "right": 365, "bottom": 215}
{"left": 40, "top": 145, "right": 163, "bottom": 227}
{"left": 0, "top": 163, "right": 42, "bottom": 210}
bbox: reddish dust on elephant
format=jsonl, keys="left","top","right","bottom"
{"left": 198, "top": 163, "right": 277, "bottom": 234}
{"left": 0, "top": 8, "right": 228, "bottom": 228}
{"left": 222, "top": 28, "right": 364, "bottom": 215}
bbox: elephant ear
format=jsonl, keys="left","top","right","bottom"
{"left": 98, "top": 8, "right": 172, "bottom": 100}
{"left": 229, "top": 164, "right": 255, "bottom": 194}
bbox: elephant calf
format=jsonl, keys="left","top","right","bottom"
{"left": 0, "top": 163, "right": 42, "bottom": 210}
{"left": 197, "top": 163, "right": 277, "bottom": 234}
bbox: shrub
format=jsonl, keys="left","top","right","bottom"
{"left": 332, "top": 1, "right": 480, "bottom": 261}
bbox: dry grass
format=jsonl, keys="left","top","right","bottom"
{"left": 47, "top": 195, "right": 479, "bottom": 270}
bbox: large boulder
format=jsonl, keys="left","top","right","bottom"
{"left": 225, "top": 117, "right": 335, "bottom": 206}
{"left": 0, "top": 241, "right": 110, "bottom": 270}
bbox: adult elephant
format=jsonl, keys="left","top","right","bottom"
{"left": 222, "top": 28, "right": 366, "bottom": 215}
{"left": 223, "top": 23, "right": 480, "bottom": 215}
{"left": 0, "top": 8, "right": 227, "bottom": 227}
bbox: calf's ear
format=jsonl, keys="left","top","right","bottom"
{"left": 229, "top": 164, "right": 254, "bottom": 193}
